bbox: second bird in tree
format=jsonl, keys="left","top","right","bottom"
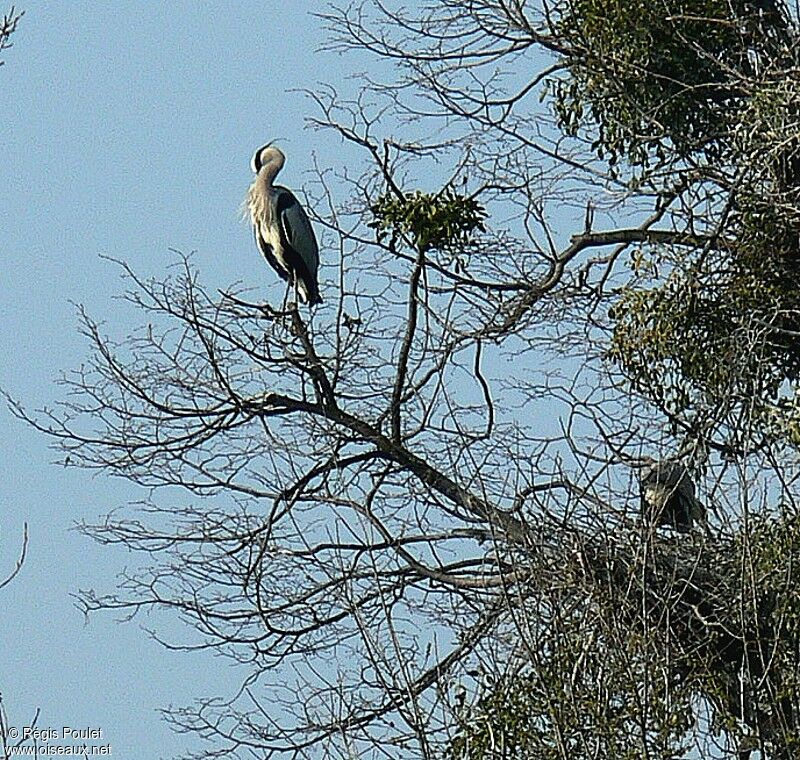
{"left": 639, "top": 460, "right": 706, "bottom": 533}
{"left": 245, "top": 144, "right": 321, "bottom": 306}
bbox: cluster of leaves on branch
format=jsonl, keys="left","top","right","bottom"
{"left": 740, "top": 509, "right": 800, "bottom": 636}
{"left": 551, "top": 0, "right": 790, "bottom": 168}
{"left": 609, "top": 237, "right": 800, "bottom": 420}
{"left": 707, "top": 509, "right": 800, "bottom": 754}
{"left": 450, "top": 636, "right": 693, "bottom": 759}
{"left": 369, "top": 188, "right": 487, "bottom": 253}
{"left": 609, "top": 183, "right": 800, "bottom": 432}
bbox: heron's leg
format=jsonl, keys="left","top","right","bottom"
{"left": 281, "top": 282, "right": 290, "bottom": 313}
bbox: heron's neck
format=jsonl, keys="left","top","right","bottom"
{"left": 258, "top": 163, "right": 281, "bottom": 193}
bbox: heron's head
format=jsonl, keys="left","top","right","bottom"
{"left": 251, "top": 143, "right": 286, "bottom": 175}
{"left": 631, "top": 456, "right": 658, "bottom": 479}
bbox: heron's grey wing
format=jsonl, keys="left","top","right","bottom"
{"left": 276, "top": 189, "right": 320, "bottom": 277}
{"left": 657, "top": 462, "right": 695, "bottom": 500}
{"left": 679, "top": 473, "right": 696, "bottom": 500}
{"left": 641, "top": 462, "right": 688, "bottom": 489}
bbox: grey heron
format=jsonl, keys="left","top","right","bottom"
{"left": 639, "top": 460, "right": 706, "bottom": 533}
{"left": 245, "top": 144, "right": 321, "bottom": 306}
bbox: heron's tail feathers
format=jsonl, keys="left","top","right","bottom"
{"left": 293, "top": 255, "right": 321, "bottom": 305}
{"left": 297, "top": 275, "right": 322, "bottom": 306}
{"left": 690, "top": 498, "right": 706, "bottom": 524}
{"left": 297, "top": 279, "right": 322, "bottom": 306}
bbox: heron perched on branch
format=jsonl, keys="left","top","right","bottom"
{"left": 639, "top": 460, "right": 706, "bottom": 533}
{"left": 245, "top": 143, "right": 321, "bottom": 306}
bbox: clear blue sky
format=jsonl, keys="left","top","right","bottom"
{"left": 0, "top": 3, "right": 357, "bottom": 756}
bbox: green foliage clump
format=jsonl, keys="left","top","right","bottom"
{"left": 369, "top": 188, "right": 487, "bottom": 253}
{"left": 719, "top": 510, "right": 800, "bottom": 754}
{"left": 554, "top": 0, "right": 800, "bottom": 439}
{"left": 551, "top": 0, "right": 783, "bottom": 167}
{"left": 610, "top": 238, "right": 800, "bottom": 419}
{"left": 764, "top": 393, "right": 800, "bottom": 447}
{"left": 745, "top": 510, "right": 800, "bottom": 610}
{"left": 735, "top": 72, "right": 800, "bottom": 198}
{"left": 449, "top": 634, "right": 692, "bottom": 760}
{"left": 448, "top": 515, "right": 800, "bottom": 760}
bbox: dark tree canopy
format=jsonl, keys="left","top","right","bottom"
{"left": 13, "top": 1, "right": 800, "bottom": 759}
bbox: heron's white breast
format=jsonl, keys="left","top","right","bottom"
{"left": 644, "top": 485, "right": 668, "bottom": 508}
{"left": 258, "top": 217, "right": 286, "bottom": 267}
{"left": 247, "top": 183, "right": 288, "bottom": 271}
